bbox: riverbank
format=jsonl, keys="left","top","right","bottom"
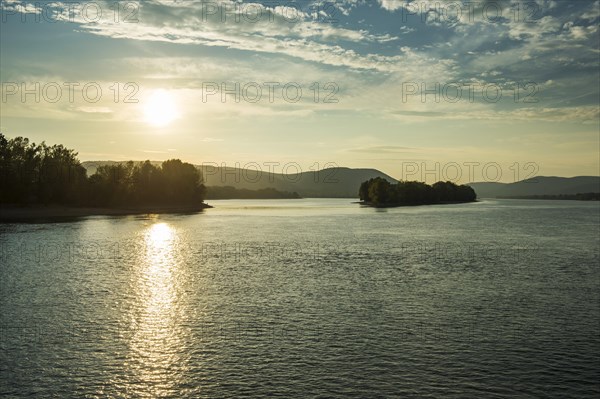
{"left": 0, "top": 203, "right": 212, "bottom": 223}
{"left": 358, "top": 200, "right": 477, "bottom": 208}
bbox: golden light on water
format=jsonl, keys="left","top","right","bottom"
{"left": 148, "top": 222, "right": 174, "bottom": 248}
{"left": 127, "top": 222, "right": 183, "bottom": 397}
{"left": 144, "top": 223, "right": 175, "bottom": 314}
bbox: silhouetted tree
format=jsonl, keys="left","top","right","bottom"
{"left": 368, "top": 177, "right": 392, "bottom": 204}
{"left": 1, "top": 134, "right": 207, "bottom": 208}
{"left": 161, "top": 159, "right": 205, "bottom": 205}
{"left": 359, "top": 179, "right": 373, "bottom": 202}
{"left": 0, "top": 133, "right": 86, "bottom": 205}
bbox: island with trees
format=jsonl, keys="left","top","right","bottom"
{"left": 0, "top": 133, "right": 210, "bottom": 221}
{"left": 359, "top": 177, "right": 477, "bottom": 207}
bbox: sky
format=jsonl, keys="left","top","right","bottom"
{"left": 1, "top": 0, "right": 599, "bottom": 183}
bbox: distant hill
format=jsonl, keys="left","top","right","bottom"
{"left": 205, "top": 186, "right": 301, "bottom": 200}
{"left": 468, "top": 176, "right": 600, "bottom": 198}
{"left": 82, "top": 162, "right": 599, "bottom": 199}
{"left": 82, "top": 162, "right": 398, "bottom": 198}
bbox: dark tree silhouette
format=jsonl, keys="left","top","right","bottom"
{"left": 358, "top": 177, "right": 476, "bottom": 207}
{"left": 0, "top": 133, "right": 87, "bottom": 204}
{"left": 1, "top": 133, "right": 206, "bottom": 208}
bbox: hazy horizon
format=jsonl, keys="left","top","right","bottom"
{"left": 2, "top": 0, "right": 599, "bottom": 183}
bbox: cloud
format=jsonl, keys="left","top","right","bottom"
{"left": 3, "top": 0, "right": 598, "bottom": 124}
{"left": 140, "top": 149, "right": 168, "bottom": 154}
{"left": 77, "top": 106, "right": 113, "bottom": 113}
{"left": 347, "top": 145, "right": 417, "bottom": 153}
{"left": 1, "top": 0, "right": 41, "bottom": 14}
{"left": 377, "top": 0, "right": 405, "bottom": 11}
{"left": 388, "top": 105, "right": 600, "bottom": 123}
{"left": 199, "top": 138, "right": 224, "bottom": 142}
{"left": 37, "top": 0, "right": 402, "bottom": 72}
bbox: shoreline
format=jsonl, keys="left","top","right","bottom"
{"left": 358, "top": 200, "right": 478, "bottom": 208}
{"left": 0, "top": 203, "right": 213, "bottom": 223}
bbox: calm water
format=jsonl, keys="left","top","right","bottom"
{"left": 1, "top": 199, "right": 599, "bottom": 397}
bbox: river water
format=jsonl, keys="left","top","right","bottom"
{"left": 1, "top": 199, "right": 599, "bottom": 397}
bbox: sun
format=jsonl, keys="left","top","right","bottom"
{"left": 143, "top": 90, "right": 180, "bottom": 127}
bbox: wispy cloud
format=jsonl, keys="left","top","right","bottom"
{"left": 346, "top": 145, "right": 418, "bottom": 154}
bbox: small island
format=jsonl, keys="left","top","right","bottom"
{"left": 358, "top": 177, "right": 477, "bottom": 207}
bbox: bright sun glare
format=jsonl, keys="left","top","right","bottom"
{"left": 143, "top": 90, "right": 180, "bottom": 127}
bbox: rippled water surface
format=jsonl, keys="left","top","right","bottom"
{"left": 1, "top": 199, "right": 599, "bottom": 397}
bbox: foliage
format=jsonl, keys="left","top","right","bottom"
{"left": 0, "top": 133, "right": 88, "bottom": 204}
{"left": 0, "top": 133, "right": 206, "bottom": 207}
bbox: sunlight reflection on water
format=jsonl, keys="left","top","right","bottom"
{"left": 126, "top": 222, "right": 182, "bottom": 397}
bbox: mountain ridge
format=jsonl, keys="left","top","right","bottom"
{"left": 467, "top": 176, "right": 600, "bottom": 198}
{"left": 82, "top": 162, "right": 398, "bottom": 198}
{"left": 81, "top": 162, "right": 599, "bottom": 198}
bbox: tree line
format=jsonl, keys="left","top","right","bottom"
{"left": 359, "top": 177, "right": 477, "bottom": 207}
{"left": 206, "top": 186, "right": 300, "bottom": 200}
{"left": 0, "top": 133, "right": 206, "bottom": 207}
{"left": 499, "top": 193, "right": 600, "bottom": 201}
